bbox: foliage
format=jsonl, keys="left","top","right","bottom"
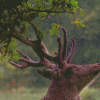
{"left": 81, "top": 87, "right": 100, "bottom": 100}
{"left": 0, "top": 0, "right": 83, "bottom": 59}
{"left": 74, "top": 19, "right": 85, "bottom": 27}
{"left": 49, "top": 23, "right": 60, "bottom": 35}
{"left": 0, "top": 87, "right": 48, "bottom": 100}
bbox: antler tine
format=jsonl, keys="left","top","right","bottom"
{"left": 15, "top": 49, "right": 30, "bottom": 59}
{"left": 54, "top": 51, "right": 58, "bottom": 55}
{"left": 10, "top": 54, "right": 44, "bottom": 68}
{"left": 66, "top": 37, "right": 76, "bottom": 64}
{"left": 10, "top": 61, "right": 29, "bottom": 68}
{"left": 61, "top": 27, "right": 68, "bottom": 60}
{"left": 19, "top": 57, "right": 43, "bottom": 66}
{"left": 57, "top": 35, "right": 63, "bottom": 59}
{"left": 33, "top": 41, "right": 57, "bottom": 62}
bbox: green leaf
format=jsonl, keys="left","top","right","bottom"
{"left": 80, "top": 9, "right": 84, "bottom": 17}
{"left": 0, "top": 55, "right": 4, "bottom": 62}
{"left": 49, "top": 29, "right": 54, "bottom": 35}
{"left": 74, "top": 19, "right": 85, "bottom": 27}
{"left": 81, "top": 24, "right": 85, "bottom": 27}
{"left": 39, "top": 12, "right": 47, "bottom": 20}
{"left": 27, "top": 2, "right": 32, "bottom": 8}
{"left": 37, "top": 22, "right": 42, "bottom": 29}
{"left": 13, "top": 52, "right": 19, "bottom": 60}
{"left": 42, "top": 30, "right": 46, "bottom": 37}
{"left": 49, "top": 23, "right": 60, "bottom": 35}
{"left": 55, "top": 30, "right": 59, "bottom": 35}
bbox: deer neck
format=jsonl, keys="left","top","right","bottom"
{"left": 42, "top": 79, "right": 82, "bottom": 100}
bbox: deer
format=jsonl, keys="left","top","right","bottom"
{"left": 10, "top": 26, "right": 100, "bottom": 100}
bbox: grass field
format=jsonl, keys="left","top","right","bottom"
{"left": 0, "top": 87, "right": 48, "bottom": 100}
{"left": 81, "top": 87, "right": 100, "bottom": 100}
{"left": 0, "top": 86, "right": 100, "bottom": 100}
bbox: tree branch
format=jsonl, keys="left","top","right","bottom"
{"left": 28, "top": 18, "right": 42, "bottom": 41}
{"left": 12, "top": 29, "right": 34, "bottom": 47}
{"left": 27, "top": 19, "right": 58, "bottom": 62}
{"left": 22, "top": 8, "right": 73, "bottom": 14}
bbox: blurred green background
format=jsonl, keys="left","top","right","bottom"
{"left": 0, "top": 0, "right": 100, "bottom": 100}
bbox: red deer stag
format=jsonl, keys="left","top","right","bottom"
{"left": 10, "top": 27, "right": 100, "bottom": 100}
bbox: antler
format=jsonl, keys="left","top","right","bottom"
{"left": 10, "top": 17, "right": 77, "bottom": 79}
{"left": 10, "top": 50, "right": 44, "bottom": 68}
{"left": 10, "top": 26, "right": 76, "bottom": 67}
{"left": 66, "top": 37, "right": 76, "bottom": 64}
